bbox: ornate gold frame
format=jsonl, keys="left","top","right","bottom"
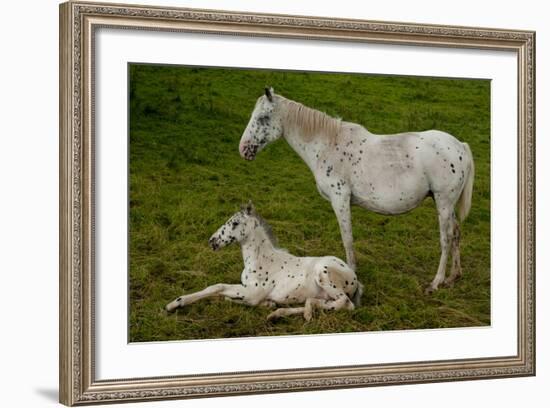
{"left": 59, "top": 1, "right": 535, "bottom": 405}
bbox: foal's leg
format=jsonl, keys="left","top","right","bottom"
{"left": 266, "top": 295, "right": 354, "bottom": 322}
{"left": 260, "top": 300, "right": 277, "bottom": 308}
{"left": 444, "top": 217, "right": 462, "bottom": 287}
{"left": 426, "top": 197, "right": 455, "bottom": 294}
{"left": 266, "top": 306, "right": 306, "bottom": 321}
{"left": 303, "top": 295, "right": 355, "bottom": 321}
{"left": 233, "top": 298, "right": 275, "bottom": 308}
{"left": 330, "top": 193, "right": 356, "bottom": 270}
{"left": 298, "top": 268, "right": 355, "bottom": 320}
{"left": 166, "top": 284, "right": 261, "bottom": 312}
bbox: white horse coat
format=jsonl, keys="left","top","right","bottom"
{"left": 239, "top": 88, "right": 474, "bottom": 293}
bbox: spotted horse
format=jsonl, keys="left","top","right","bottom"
{"left": 166, "top": 202, "right": 363, "bottom": 320}
{"left": 239, "top": 87, "right": 475, "bottom": 294}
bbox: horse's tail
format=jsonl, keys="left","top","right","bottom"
{"left": 351, "top": 281, "right": 364, "bottom": 307}
{"left": 457, "top": 142, "right": 475, "bottom": 222}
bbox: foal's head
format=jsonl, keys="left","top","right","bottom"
{"left": 239, "top": 87, "right": 283, "bottom": 160}
{"left": 208, "top": 202, "right": 260, "bottom": 250}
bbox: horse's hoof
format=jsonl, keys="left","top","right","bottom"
{"left": 443, "top": 273, "right": 463, "bottom": 288}
{"left": 424, "top": 286, "right": 436, "bottom": 295}
{"left": 261, "top": 300, "right": 276, "bottom": 309}
{"left": 442, "top": 279, "right": 454, "bottom": 288}
{"left": 303, "top": 311, "right": 312, "bottom": 322}
{"left": 166, "top": 298, "right": 183, "bottom": 312}
{"left": 267, "top": 311, "right": 279, "bottom": 321}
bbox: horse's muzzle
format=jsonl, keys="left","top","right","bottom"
{"left": 239, "top": 143, "right": 258, "bottom": 161}
{"left": 208, "top": 237, "right": 220, "bottom": 251}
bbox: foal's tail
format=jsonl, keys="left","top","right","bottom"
{"left": 457, "top": 142, "right": 475, "bottom": 222}
{"left": 351, "top": 281, "right": 364, "bottom": 307}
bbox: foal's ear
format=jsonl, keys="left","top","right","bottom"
{"left": 264, "top": 86, "right": 274, "bottom": 102}
{"left": 244, "top": 200, "right": 255, "bottom": 215}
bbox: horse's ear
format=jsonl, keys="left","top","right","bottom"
{"left": 245, "top": 200, "right": 255, "bottom": 215}
{"left": 264, "top": 86, "right": 274, "bottom": 102}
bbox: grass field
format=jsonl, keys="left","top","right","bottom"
{"left": 129, "top": 64, "right": 491, "bottom": 342}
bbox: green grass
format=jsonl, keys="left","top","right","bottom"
{"left": 129, "top": 64, "right": 491, "bottom": 342}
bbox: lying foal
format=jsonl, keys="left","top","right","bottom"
{"left": 166, "top": 202, "right": 363, "bottom": 321}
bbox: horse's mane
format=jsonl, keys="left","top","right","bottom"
{"left": 279, "top": 97, "right": 342, "bottom": 143}
{"left": 251, "top": 211, "right": 279, "bottom": 248}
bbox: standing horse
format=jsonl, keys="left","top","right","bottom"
{"left": 239, "top": 88, "right": 474, "bottom": 293}
{"left": 166, "top": 202, "right": 363, "bottom": 320}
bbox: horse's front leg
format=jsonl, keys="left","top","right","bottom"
{"left": 166, "top": 284, "right": 263, "bottom": 312}
{"left": 225, "top": 298, "right": 276, "bottom": 308}
{"left": 330, "top": 193, "right": 356, "bottom": 270}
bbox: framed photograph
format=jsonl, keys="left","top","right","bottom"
{"left": 59, "top": 1, "right": 535, "bottom": 405}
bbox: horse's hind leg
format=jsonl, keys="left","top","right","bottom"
{"left": 260, "top": 300, "right": 277, "bottom": 308}
{"left": 426, "top": 196, "right": 454, "bottom": 294}
{"left": 266, "top": 296, "right": 354, "bottom": 322}
{"left": 444, "top": 217, "right": 462, "bottom": 287}
{"left": 303, "top": 295, "right": 354, "bottom": 321}
{"left": 267, "top": 306, "right": 305, "bottom": 321}
{"left": 300, "top": 268, "right": 355, "bottom": 319}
